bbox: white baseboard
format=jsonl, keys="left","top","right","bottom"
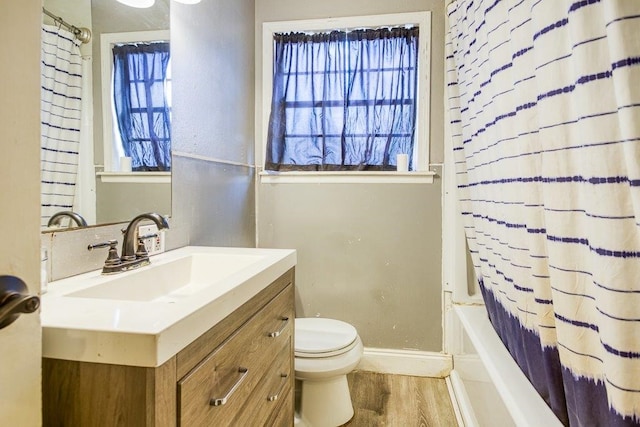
{"left": 357, "top": 347, "right": 453, "bottom": 378}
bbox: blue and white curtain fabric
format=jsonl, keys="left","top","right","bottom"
{"left": 266, "top": 28, "right": 418, "bottom": 171}
{"left": 446, "top": 1, "right": 640, "bottom": 426}
{"left": 112, "top": 42, "right": 171, "bottom": 171}
{"left": 41, "top": 25, "right": 83, "bottom": 227}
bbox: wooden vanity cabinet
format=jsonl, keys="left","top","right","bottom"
{"left": 43, "top": 268, "right": 295, "bottom": 427}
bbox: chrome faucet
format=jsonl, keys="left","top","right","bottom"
{"left": 87, "top": 212, "right": 169, "bottom": 274}
{"left": 121, "top": 212, "right": 170, "bottom": 261}
{"left": 47, "top": 211, "right": 88, "bottom": 228}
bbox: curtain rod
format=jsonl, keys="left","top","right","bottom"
{"left": 42, "top": 7, "right": 92, "bottom": 44}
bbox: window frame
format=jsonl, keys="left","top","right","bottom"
{"left": 99, "top": 30, "right": 171, "bottom": 183}
{"left": 259, "top": 12, "right": 433, "bottom": 184}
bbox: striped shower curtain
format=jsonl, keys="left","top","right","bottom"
{"left": 41, "top": 25, "right": 83, "bottom": 228}
{"left": 446, "top": 1, "right": 640, "bottom": 426}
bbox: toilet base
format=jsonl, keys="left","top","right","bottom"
{"left": 299, "top": 375, "right": 354, "bottom": 427}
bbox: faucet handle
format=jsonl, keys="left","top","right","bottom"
{"left": 135, "top": 233, "right": 158, "bottom": 258}
{"left": 136, "top": 237, "right": 149, "bottom": 259}
{"left": 88, "top": 240, "right": 121, "bottom": 268}
{"left": 139, "top": 233, "right": 158, "bottom": 240}
{"left": 87, "top": 239, "right": 117, "bottom": 251}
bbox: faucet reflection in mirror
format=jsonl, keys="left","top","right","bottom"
{"left": 88, "top": 212, "right": 169, "bottom": 274}
{"left": 47, "top": 211, "right": 88, "bottom": 229}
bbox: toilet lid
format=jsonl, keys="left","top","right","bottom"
{"left": 295, "top": 318, "right": 358, "bottom": 354}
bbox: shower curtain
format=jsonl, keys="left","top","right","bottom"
{"left": 446, "top": 1, "right": 640, "bottom": 426}
{"left": 41, "top": 25, "right": 83, "bottom": 227}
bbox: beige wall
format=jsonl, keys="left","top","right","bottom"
{"left": 0, "top": 2, "right": 43, "bottom": 424}
{"left": 256, "top": 0, "right": 446, "bottom": 351}
{"left": 259, "top": 181, "right": 444, "bottom": 351}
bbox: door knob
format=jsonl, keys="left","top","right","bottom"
{"left": 0, "top": 276, "right": 40, "bottom": 330}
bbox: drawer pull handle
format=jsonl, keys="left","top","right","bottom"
{"left": 267, "top": 373, "right": 289, "bottom": 402}
{"left": 209, "top": 367, "right": 248, "bottom": 407}
{"left": 267, "top": 317, "right": 289, "bottom": 338}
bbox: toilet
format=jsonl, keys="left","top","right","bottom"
{"left": 294, "top": 318, "right": 364, "bottom": 427}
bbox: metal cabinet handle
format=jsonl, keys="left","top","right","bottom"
{"left": 0, "top": 276, "right": 40, "bottom": 330}
{"left": 267, "top": 316, "right": 289, "bottom": 338}
{"left": 209, "top": 367, "right": 248, "bottom": 407}
{"left": 267, "top": 373, "right": 289, "bottom": 402}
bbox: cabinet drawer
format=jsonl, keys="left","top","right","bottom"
{"left": 267, "top": 388, "right": 295, "bottom": 427}
{"left": 228, "top": 338, "right": 293, "bottom": 426}
{"left": 178, "top": 284, "right": 293, "bottom": 426}
{"left": 176, "top": 269, "right": 294, "bottom": 380}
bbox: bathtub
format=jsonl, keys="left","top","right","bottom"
{"left": 448, "top": 304, "right": 563, "bottom": 427}
{"left": 443, "top": 240, "right": 563, "bottom": 426}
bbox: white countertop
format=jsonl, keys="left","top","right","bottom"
{"left": 41, "top": 246, "right": 296, "bottom": 367}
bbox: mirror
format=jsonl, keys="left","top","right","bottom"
{"left": 41, "top": 0, "right": 171, "bottom": 231}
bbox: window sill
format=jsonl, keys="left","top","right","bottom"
{"left": 259, "top": 170, "right": 436, "bottom": 184}
{"left": 97, "top": 172, "right": 171, "bottom": 184}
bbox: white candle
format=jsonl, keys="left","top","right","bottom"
{"left": 120, "top": 156, "right": 132, "bottom": 172}
{"left": 396, "top": 154, "right": 409, "bottom": 172}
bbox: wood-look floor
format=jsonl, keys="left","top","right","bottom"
{"left": 342, "top": 371, "right": 459, "bottom": 427}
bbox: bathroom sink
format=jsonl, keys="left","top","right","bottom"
{"left": 41, "top": 246, "right": 296, "bottom": 367}
{"left": 67, "top": 252, "right": 265, "bottom": 302}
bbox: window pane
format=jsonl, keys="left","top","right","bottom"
{"left": 112, "top": 42, "right": 171, "bottom": 171}
{"left": 267, "top": 27, "right": 418, "bottom": 171}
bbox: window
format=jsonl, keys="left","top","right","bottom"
{"left": 260, "top": 12, "right": 432, "bottom": 183}
{"left": 100, "top": 30, "right": 171, "bottom": 180}
{"left": 113, "top": 41, "right": 171, "bottom": 171}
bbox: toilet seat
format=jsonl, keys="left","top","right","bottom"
{"left": 295, "top": 318, "right": 358, "bottom": 358}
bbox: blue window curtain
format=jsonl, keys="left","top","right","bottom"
{"left": 266, "top": 27, "right": 419, "bottom": 171}
{"left": 113, "top": 42, "right": 171, "bottom": 171}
